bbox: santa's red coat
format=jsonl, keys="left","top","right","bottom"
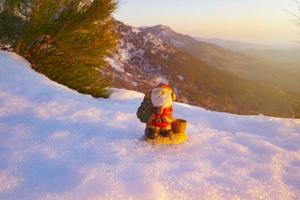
{"left": 150, "top": 107, "right": 173, "bottom": 128}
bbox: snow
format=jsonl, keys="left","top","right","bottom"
{"left": 152, "top": 76, "right": 169, "bottom": 85}
{"left": 131, "top": 28, "right": 140, "bottom": 34}
{"left": 0, "top": 50, "right": 300, "bottom": 200}
{"left": 105, "top": 57, "right": 125, "bottom": 73}
{"left": 177, "top": 75, "right": 184, "bottom": 81}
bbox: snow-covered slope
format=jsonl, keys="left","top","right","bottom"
{"left": 0, "top": 51, "right": 300, "bottom": 200}
{"left": 105, "top": 21, "right": 175, "bottom": 91}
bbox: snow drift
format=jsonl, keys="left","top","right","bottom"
{"left": 0, "top": 51, "right": 300, "bottom": 200}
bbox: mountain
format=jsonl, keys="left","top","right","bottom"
{"left": 242, "top": 48, "right": 300, "bottom": 94}
{"left": 105, "top": 21, "right": 300, "bottom": 118}
{"left": 1, "top": 51, "right": 300, "bottom": 199}
{"left": 143, "top": 25, "right": 300, "bottom": 95}
{"left": 196, "top": 37, "right": 278, "bottom": 51}
{"left": 244, "top": 48, "right": 300, "bottom": 68}
{"left": 104, "top": 22, "right": 176, "bottom": 92}
{"left": 141, "top": 25, "right": 281, "bottom": 84}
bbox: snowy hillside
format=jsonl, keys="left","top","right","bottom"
{"left": 0, "top": 50, "right": 300, "bottom": 200}
{"left": 105, "top": 21, "right": 175, "bottom": 91}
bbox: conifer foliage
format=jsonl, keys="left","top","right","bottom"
{"left": 0, "top": 0, "right": 118, "bottom": 97}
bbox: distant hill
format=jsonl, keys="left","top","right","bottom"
{"left": 104, "top": 21, "right": 300, "bottom": 118}
{"left": 196, "top": 37, "right": 282, "bottom": 51}
{"left": 141, "top": 25, "right": 281, "bottom": 84}
{"left": 142, "top": 25, "right": 300, "bottom": 99}
{"left": 243, "top": 48, "right": 300, "bottom": 68}
{"left": 243, "top": 48, "right": 300, "bottom": 94}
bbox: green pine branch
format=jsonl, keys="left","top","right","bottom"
{"left": 0, "top": 0, "right": 118, "bottom": 98}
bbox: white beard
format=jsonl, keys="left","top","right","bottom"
{"left": 151, "top": 88, "right": 173, "bottom": 108}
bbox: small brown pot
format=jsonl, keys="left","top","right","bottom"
{"left": 172, "top": 119, "right": 187, "bottom": 133}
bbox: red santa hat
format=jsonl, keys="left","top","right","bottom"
{"left": 156, "top": 83, "right": 176, "bottom": 101}
{"left": 157, "top": 83, "right": 171, "bottom": 90}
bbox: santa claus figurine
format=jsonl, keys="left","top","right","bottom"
{"left": 145, "top": 83, "right": 176, "bottom": 139}
{"left": 137, "top": 83, "right": 188, "bottom": 144}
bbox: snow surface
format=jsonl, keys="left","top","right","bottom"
{"left": 0, "top": 51, "right": 300, "bottom": 200}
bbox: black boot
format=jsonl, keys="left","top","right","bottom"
{"left": 160, "top": 129, "right": 173, "bottom": 138}
{"left": 145, "top": 127, "right": 160, "bottom": 139}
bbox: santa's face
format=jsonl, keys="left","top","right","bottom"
{"left": 151, "top": 87, "right": 173, "bottom": 108}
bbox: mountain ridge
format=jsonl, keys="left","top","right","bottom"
{"left": 105, "top": 20, "right": 300, "bottom": 118}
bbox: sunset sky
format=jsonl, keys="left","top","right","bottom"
{"left": 115, "top": 0, "right": 300, "bottom": 48}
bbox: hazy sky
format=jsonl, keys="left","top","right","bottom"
{"left": 114, "top": 0, "right": 300, "bottom": 47}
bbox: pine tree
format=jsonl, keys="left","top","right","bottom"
{"left": 0, "top": 0, "right": 118, "bottom": 98}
